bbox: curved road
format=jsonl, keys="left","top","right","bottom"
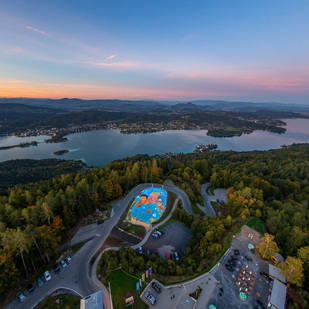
{"left": 6, "top": 183, "right": 194, "bottom": 309}
{"left": 201, "top": 183, "right": 217, "bottom": 217}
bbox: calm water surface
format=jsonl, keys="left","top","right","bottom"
{"left": 0, "top": 118, "right": 308, "bottom": 166}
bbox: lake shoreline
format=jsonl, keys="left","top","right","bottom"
{"left": 0, "top": 119, "right": 308, "bottom": 166}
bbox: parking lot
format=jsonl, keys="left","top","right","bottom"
{"left": 141, "top": 221, "right": 191, "bottom": 258}
{"left": 207, "top": 232, "right": 272, "bottom": 309}
{"left": 141, "top": 272, "right": 218, "bottom": 309}
{"left": 141, "top": 279, "right": 195, "bottom": 309}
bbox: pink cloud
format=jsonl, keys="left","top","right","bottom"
{"left": 11, "top": 47, "right": 27, "bottom": 53}
{"left": 102, "top": 54, "right": 118, "bottom": 62}
{"left": 25, "top": 26, "right": 46, "bottom": 35}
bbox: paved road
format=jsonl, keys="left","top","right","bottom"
{"left": 6, "top": 183, "right": 194, "bottom": 309}
{"left": 201, "top": 183, "right": 216, "bottom": 217}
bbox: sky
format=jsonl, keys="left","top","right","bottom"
{"left": 0, "top": 0, "right": 309, "bottom": 103}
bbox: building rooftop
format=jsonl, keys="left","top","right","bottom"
{"left": 270, "top": 279, "right": 287, "bottom": 309}
{"left": 269, "top": 264, "right": 287, "bottom": 283}
{"left": 80, "top": 291, "right": 103, "bottom": 309}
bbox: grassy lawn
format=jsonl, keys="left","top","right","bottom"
{"left": 71, "top": 240, "right": 88, "bottom": 253}
{"left": 35, "top": 294, "right": 81, "bottom": 309}
{"left": 206, "top": 185, "right": 214, "bottom": 195}
{"left": 103, "top": 269, "right": 148, "bottom": 309}
{"left": 246, "top": 217, "right": 264, "bottom": 235}
{"left": 156, "top": 217, "right": 174, "bottom": 229}
{"left": 191, "top": 201, "right": 204, "bottom": 216}
{"left": 121, "top": 224, "right": 146, "bottom": 238}
{"left": 226, "top": 126, "right": 242, "bottom": 132}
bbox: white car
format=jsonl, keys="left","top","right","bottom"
{"left": 44, "top": 270, "right": 51, "bottom": 282}
{"left": 61, "top": 259, "right": 67, "bottom": 268}
{"left": 156, "top": 231, "right": 162, "bottom": 237}
{"left": 145, "top": 292, "right": 156, "bottom": 305}
{"left": 66, "top": 256, "right": 72, "bottom": 264}
{"left": 139, "top": 247, "right": 142, "bottom": 254}
{"left": 175, "top": 252, "right": 179, "bottom": 261}
{"left": 16, "top": 292, "right": 26, "bottom": 303}
{"left": 152, "top": 232, "right": 158, "bottom": 238}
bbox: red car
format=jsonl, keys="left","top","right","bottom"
{"left": 166, "top": 253, "right": 170, "bottom": 259}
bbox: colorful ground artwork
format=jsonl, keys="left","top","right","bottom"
{"left": 126, "top": 188, "right": 167, "bottom": 231}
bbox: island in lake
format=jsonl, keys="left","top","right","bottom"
{"left": 194, "top": 143, "right": 218, "bottom": 153}
{"left": 54, "top": 149, "right": 69, "bottom": 155}
{"left": 0, "top": 141, "right": 38, "bottom": 151}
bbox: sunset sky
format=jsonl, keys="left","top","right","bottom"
{"left": 0, "top": 0, "right": 308, "bottom": 103}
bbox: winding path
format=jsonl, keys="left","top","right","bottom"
{"left": 201, "top": 183, "right": 217, "bottom": 217}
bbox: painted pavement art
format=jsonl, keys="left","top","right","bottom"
{"left": 126, "top": 188, "right": 167, "bottom": 231}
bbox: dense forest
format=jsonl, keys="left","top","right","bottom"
{"left": 0, "top": 159, "right": 86, "bottom": 190}
{"left": 0, "top": 146, "right": 308, "bottom": 307}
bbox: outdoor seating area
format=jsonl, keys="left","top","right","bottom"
{"left": 236, "top": 266, "right": 256, "bottom": 297}
{"left": 208, "top": 231, "right": 272, "bottom": 309}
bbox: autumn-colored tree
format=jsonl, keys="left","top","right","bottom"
{"left": 1, "top": 228, "right": 32, "bottom": 278}
{"left": 297, "top": 246, "right": 309, "bottom": 263}
{"left": 257, "top": 233, "right": 279, "bottom": 260}
{"left": 279, "top": 256, "right": 304, "bottom": 287}
{"left": 0, "top": 247, "right": 20, "bottom": 294}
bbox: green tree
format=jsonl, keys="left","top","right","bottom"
{"left": 298, "top": 247, "right": 309, "bottom": 263}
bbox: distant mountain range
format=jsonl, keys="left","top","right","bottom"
{"left": 1, "top": 97, "right": 309, "bottom": 113}
{"left": 0, "top": 99, "right": 307, "bottom": 137}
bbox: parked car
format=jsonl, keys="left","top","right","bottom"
{"left": 37, "top": 277, "right": 44, "bottom": 287}
{"left": 61, "top": 259, "right": 67, "bottom": 268}
{"left": 16, "top": 292, "right": 26, "bottom": 303}
{"left": 156, "top": 231, "right": 162, "bottom": 236}
{"left": 166, "top": 253, "right": 170, "bottom": 259}
{"left": 66, "top": 256, "right": 72, "bottom": 264}
{"left": 174, "top": 252, "right": 179, "bottom": 261}
{"left": 145, "top": 292, "right": 156, "bottom": 305}
{"left": 53, "top": 264, "right": 61, "bottom": 273}
{"left": 152, "top": 232, "right": 158, "bottom": 238}
{"left": 97, "top": 220, "right": 104, "bottom": 225}
{"left": 44, "top": 270, "right": 51, "bottom": 282}
{"left": 170, "top": 253, "right": 175, "bottom": 261}
{"left": 139, "top": 247, "right": 142, "bottom": 254}
{"left": 27, "top": 283, "right": 35, "bottom": 295}
{"left": 151, "top": 282, "right": 162, "bottom": 294}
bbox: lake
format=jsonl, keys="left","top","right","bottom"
{"left": 0, "top": 118, "right": 308, "bottom": 166}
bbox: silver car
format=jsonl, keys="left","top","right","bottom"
{"left": 61, "top": 259, "right": 67, "bottom": 268}
{"left": 44, "top": 270, "right": 51, "bottom": 282}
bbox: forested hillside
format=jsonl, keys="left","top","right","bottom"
{"left": 0, "top": 146, "right": 308, "bottom": 307}
{"left": 0, "top": 159, "right": 86, "bottom": 190}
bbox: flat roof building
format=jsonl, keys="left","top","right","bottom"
{"left": 269, "top": 279, "right": 287, "bottom": 309}
{"left": 80, "top": 291, "right": 103, "bottom": 309}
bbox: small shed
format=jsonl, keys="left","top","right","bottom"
{"left": 271, "top": 253, "right": 284, "bottom": 265}
{"left": 269, "top": 279, "right": 287, "bottom": 309}
{"left": 125, "top": 296, "right": 134, "bottom": 307}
